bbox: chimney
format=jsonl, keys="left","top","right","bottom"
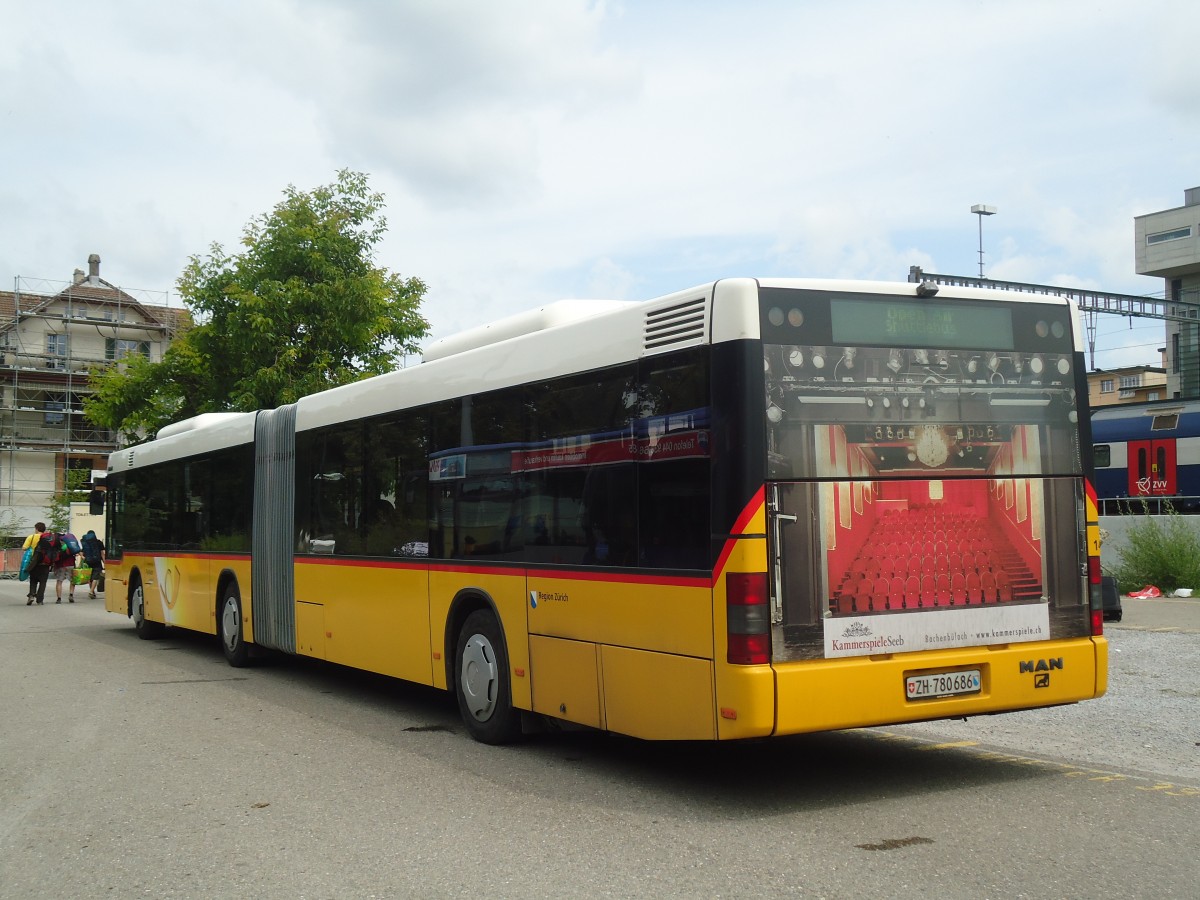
{"left": 88, "top": 253, "right": 101, "bottom": 284}
{"left": 73, "top": 268, "right": 85, "bottom": 285}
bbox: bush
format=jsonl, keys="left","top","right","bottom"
{"left": 1112, "top": 503, "right": 1200, "bottom": 594}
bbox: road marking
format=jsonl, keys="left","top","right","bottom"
{"left": 874, "top": 729, "right": 1199, "bottom": 798}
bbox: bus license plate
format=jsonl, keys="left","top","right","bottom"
{"left": 906, "top": 669, "right": 981, "bottom": 700}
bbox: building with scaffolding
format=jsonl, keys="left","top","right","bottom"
{"left": 1, "top": 254, "right": 188, "bottom": 541}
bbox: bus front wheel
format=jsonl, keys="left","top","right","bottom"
{"left": 220, "top": 584, "right": 250, "bottom": 667}
{"left": 455, "top": 610, "right": 521, "bottom": 744}
{"left": 131, "top": 578, "right": 164, "bottom": 640}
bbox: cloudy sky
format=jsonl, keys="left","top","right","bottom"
{"left": 3, "top": 0, "right": 1198, "bottom": 368}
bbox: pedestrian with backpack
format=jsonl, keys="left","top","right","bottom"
{"left": 58, "top": 531, "right": 82, "bottom": 602}
{"left": 49, "top": 533, "right": 78, "bottom": 603}
{"left": 25, "top": 525, "right": 52, "bottom": 606}
{"left": 22, "top": 520, "right": 46, "bottom": 607}
{"left": 80, "top": 530, "right": 106, "bottom": 599}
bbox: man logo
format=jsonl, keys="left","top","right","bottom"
{"left": 1019, "top": 658, "right": 1063, "bottom": 674}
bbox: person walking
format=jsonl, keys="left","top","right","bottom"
{"left": 80, "top": 530, "right": 105, "bottom": 600}
{"left": 51, "top": 535, "right": 76, "bottom": 603}
{"left": 25, "top": 524, "right": 52, "bottom": 606}
{"left": 23, "top": 522, "right": 46, "bottom": 604}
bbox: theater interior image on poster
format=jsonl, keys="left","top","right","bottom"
{"left": 759, "top": 306, "right": 1085, "bottom": 662}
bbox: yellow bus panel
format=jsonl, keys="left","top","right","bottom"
{"left": 712, "top": 664, "right": 777, "bottom": 740}
{"left": 428, "top": 568, "right": 532, "bottom": 712}
{"left": 527, "top": 574, "right": 713, "bottom": 658}
{"left": 295, "top": 600, "right": 326, "bottom": 658}
{"left": 601, "top": 645, "right": 715, "bottom": 740}
{"left": 529, "top": 635, "right": 602, "bottom": 728}
{"left": 111, "top": 554, "right": 219, "bottom": 635}
{"left": 296, "top": 561, "right": 433, "bottom": 685}
{"left": 774, "top": 637, "right": 1107, "bottom": 735}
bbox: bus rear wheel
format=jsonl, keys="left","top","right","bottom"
{"left": 131, "top": 577, "right": 164, "bottom": 640}
{"left": 455, "top": 610, "right": 521, "bottom": 744}
{"left": 220, "top": 584, "right": 250, "bottom": 667}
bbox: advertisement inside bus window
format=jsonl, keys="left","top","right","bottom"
{"left": 761, "top": 336, "right": 1087, "bottom": 660}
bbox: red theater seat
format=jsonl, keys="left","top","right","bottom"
{"left": 980, "top": 571, "right": 997, "bottom": 603}
{"left": 966, "top": 572, "right": 982, "bottom": 604}
{"left": 920, "top": 574, "right": 935, "bottom": 607}
{"left": 935, "top": 574, "right": 951, "bottom": 606}
{"left": 950, "top": 572, "right": 966, "bottom": 605}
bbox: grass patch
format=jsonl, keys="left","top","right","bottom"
{"left": 1111, "top": 502, "right": 1200, "bottom": 594}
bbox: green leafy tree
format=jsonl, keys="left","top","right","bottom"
{"left": 86, "top": 170, "right": 429, "bottom": 442}
{"left": 48, "top": 468, "right": 89, "bottom": 534}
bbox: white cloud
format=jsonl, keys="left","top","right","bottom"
{"left": 2, "top": 0, "right": 1199, "bottom": 366}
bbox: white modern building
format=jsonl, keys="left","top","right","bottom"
{"left": 1135, "top": 187, "right": 1200, "bottom": 399}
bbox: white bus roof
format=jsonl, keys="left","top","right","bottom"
{"left": 110, "top": 277, "right": 1083, "bottom": 466}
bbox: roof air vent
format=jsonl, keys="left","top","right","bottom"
{"left": 644, "top": 297, "right": 707, "bottom": 352}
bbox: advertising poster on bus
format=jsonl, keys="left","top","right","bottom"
{"left": 760, "top": 294, "right": 1086, "bottom": 661}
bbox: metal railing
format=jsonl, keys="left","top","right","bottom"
{"left": 1097, "top": 495, "right": 1200, "bottom": 516}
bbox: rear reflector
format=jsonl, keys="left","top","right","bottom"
{"left": 1087, "top": 549, "right": 1102, "bottom": 635}
{"left": 727, "top": 572, "right": 770, "bottom": 665}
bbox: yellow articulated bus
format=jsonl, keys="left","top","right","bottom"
{"left": 104, "top": 277, "right": 1107, "bottom": 743}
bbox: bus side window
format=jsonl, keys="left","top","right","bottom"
{"left": 1093, "top": 444, "right": 1110, "bottom": 468}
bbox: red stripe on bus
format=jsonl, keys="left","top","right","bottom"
{"left": 713, "top": 488, "right": 766, "bottom": 581}
{"left": 118, "top": 550, "right": 716, "bottom": 590}
{"left": 116, "top": 551, "right": 246, "bottom": 562}
{"left": 296, "top": 556, "right": 711, "bottom": 588}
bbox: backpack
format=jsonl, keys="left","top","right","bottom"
{"left": 63, "top": 532, "right": 82, "bottom": 555}
{"left": 81, "top": 533, "right": 99, "bottom": 561}
{"left": 31, "top": 533, "right": 57, "bottom": 568}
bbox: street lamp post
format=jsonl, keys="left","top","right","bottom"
{"left": 971, "top": 204, "right": 997, "bottom": 278}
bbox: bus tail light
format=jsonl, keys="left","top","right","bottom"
{"left": 727, "top": 572, "right": 770, "bottom": 665}
{"left": 1087, "top": 554, "right": 1103, "bottom": 637}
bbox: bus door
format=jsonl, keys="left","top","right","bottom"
{"left": 1127, "top": 439, "right": 1176, "bottom": 497}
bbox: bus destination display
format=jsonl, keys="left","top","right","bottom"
{"left": 830, "top": 298, "right": 1015, "bottom": 350}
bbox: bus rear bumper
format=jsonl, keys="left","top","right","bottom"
{"left": 771, "top": 637, "right": 1108, "bottom": 736}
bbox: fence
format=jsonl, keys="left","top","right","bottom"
{"left": 2, "top": 546, "right": 26, "bottom": 579}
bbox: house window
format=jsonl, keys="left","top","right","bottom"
{"left": 45, "top": 391, "right": 65, "bottom": 425}
{"left": 1119, "top": 375, "right": 1140, "bottom": 389}
{"left": 1100, "top": 379, "right": 1114, "bottom": 393}
{"left": 1148, "top": 391, "right": 1160, "bottom": 402}
{"left": 1147, "top": 226, "right": 1192, "bottom": 245}
{"left": 46, "top": 333, "right": 68, "bottom": 369}
{"left": 105, "top": 338, "right": 151, "bottom": 361}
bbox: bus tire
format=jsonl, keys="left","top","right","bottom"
{"left": 455, "top": 609, "right": 521, "bottom": 744}
{"left": 219, "top": 583, "right": 251, "bottom": 668}
{"left": 131, "top": 576, "right": 165, "bottom": 640}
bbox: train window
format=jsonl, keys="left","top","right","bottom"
{"left": 1150, "top": 412, "right": 1180, "bottom": 431}
{"left": 1093, "top": 445, "right": 1111, "bottom": 468}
